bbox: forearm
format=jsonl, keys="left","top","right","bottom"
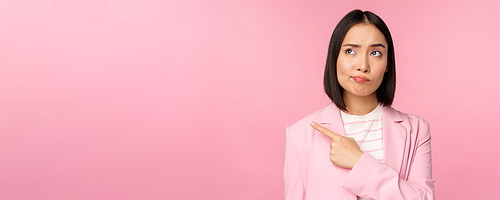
{"left": 342, "top": 153, "right": 435, "bottom": 200}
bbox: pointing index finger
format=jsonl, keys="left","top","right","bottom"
{"left": 310, "top": 121, "right": 340, "bottom": 139}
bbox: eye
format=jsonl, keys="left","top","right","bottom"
{"left": 371, "top": 50, "right": 382, "bottom": 57}
{"left": 345, "top": 49, "right": 356, "bottom": 55}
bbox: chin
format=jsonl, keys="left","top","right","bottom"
{"left": 354, "top": 93, "right": 373, "bottom": 97}
{"left": 348, "top": 89, "right": 377, "bottom": 97}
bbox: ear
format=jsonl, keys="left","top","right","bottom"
{"left": 385, "top": 65, "right": 389, "bottom": 73}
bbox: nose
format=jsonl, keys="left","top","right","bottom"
{"left": 357, "top": 55, "right": 370, "bottom": 73}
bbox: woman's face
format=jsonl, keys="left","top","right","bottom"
{"left": 337, "top": 23, "right": 388, "bottom": 99}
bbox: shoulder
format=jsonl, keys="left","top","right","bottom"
{"left": 386, "top": 107, "right": 431, "bottom": 143}
{"left": 384, "top": 106, "right": 429, "bottom": 126}
{"left": 287, "top": 103, "right": 335, "bottom": 134}
{"left": 286, "top": 103, "right": 339, "bottom": 146}
{"left": 285, "top": 103, "right": 337, "bottom": 153}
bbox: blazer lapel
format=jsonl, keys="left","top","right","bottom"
{"left": 381, "top": 106, "right": 409, "bottom": 179}
{"left": 317, "top": 103, "right": 357, "bottom": 200}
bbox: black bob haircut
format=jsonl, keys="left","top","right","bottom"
{"left": 324, "top": 9, "right": 396, "bottom": 111}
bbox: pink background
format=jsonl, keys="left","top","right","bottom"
{"left": 0, "top": 0, "right": 499, "bottom": 199}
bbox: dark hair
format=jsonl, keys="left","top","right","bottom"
{"left": 324, "top": 9, "right": 396, "bottom": 111}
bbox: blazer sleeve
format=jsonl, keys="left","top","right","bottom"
{"left": 342, "top": 120, "right": 435, "bottom": 200}
{"left": 284, "top": 126, "right": 305, "bottom": 200}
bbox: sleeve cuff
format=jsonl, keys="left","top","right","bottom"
{"left": 341, "top": 152, "right": 391, "bottom": 195}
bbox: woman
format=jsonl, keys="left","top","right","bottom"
{"left": 284, "top": 10, "right": 435, "bottom": 199}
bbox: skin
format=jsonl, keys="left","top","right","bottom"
{"left": 311, "top": 23, "right": 389, "bottom": 169}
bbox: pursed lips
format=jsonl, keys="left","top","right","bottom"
{"left": 352, "top": 76, "right": 370, "bottom": 82}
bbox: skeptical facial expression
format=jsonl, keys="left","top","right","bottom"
{"left": 337, "top": 23, "right": 388, "bottom": 98}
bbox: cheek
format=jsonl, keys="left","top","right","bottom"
{"left": 336, "top": 58, "right": 351, "bottom": 77}
{"left": 371, "top": 59, "right": 388, "bottom": 79}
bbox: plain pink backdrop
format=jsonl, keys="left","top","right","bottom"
{"left": 0, "top": 0, "right": 499, "bottom": 199}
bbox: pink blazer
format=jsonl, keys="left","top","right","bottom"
{"left": 284, "top": 103, "right": 435, "bottom": 199}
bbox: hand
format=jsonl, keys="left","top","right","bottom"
{"left": 310, "top": 121, "right": 363, "bottom": 169}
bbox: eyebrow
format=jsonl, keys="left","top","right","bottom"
{"left": 342, "top": 43, "right": 386, "bottom": 48}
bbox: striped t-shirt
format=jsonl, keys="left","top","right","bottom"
{"left": 340, "top": 104, "right": 383, "bottom": 163}
{"left": 341, "top": 104, "right": 383, "bottom": 200}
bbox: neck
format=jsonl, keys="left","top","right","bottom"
{"left": 342, "top": 91, "right": 379, "bottom": 115}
